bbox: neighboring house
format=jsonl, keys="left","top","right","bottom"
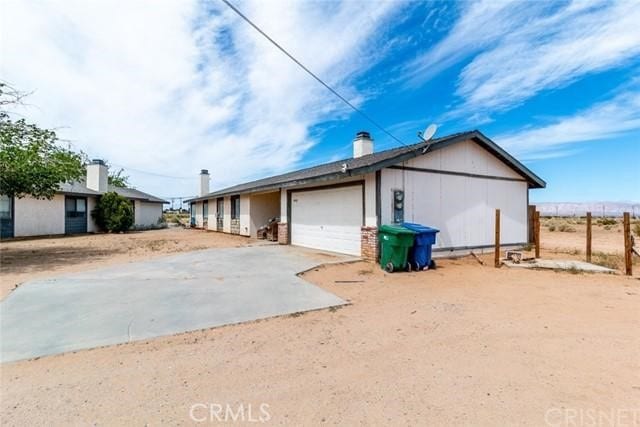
{"left": 0, "top": 159, "right": 168, "bottom": 238}
{"left": 187, "top": 130, "right": 545, "bottom": 260}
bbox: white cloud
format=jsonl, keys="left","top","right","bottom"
{"left": 495, "top": 87, "right": 640, "bottom": 160}
{"left": 1, "top": 0, "right": 401, "bottom": 198}
{"left": 405, "top": 0, "right": 640, "bottom": 116}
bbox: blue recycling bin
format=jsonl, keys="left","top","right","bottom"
{"left": 402, "top": 222, "right": 439, "bottom": 270}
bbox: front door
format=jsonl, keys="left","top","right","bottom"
{"left": 0, "top": 195, "right": 14, "bottom": 239}
{"left": 65, "top": 196, "right": 87, "bottom": 234}
{"left": 203, "top": 200, "right": 208, "bottom": 228}
{"left": 216, "top": 198, "right": 224, "bottom": 231}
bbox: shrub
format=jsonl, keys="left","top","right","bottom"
{"left": 596, "top": 218, "right": 617, "bottom": 226}
{"left": 592, "top": 252, "right": 621, "bottom": 270}
{"left": 547, "top": 224, "right": 556, "bottom": 232}
{"left": 92, "top": 192, "right": 134, "bottom": 232}
{"left": 558, "top": 224, "right": 576, "bottom": 232}
{"left": 634, "top": 222, "right": 640, "bottom": 237}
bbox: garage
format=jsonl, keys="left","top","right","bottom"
{"left": 290, "top": 184, "right": 363, "bottom": 256}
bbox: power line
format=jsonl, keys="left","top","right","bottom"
{"left": 220, "top": 0, "right": 412, "bottom": 150}
{"left": 110, "top": 163, "right": 196, "bottom": 180}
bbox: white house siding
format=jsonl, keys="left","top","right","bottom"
{"left": 223, "top": 197, "right": 231, "bottom": 233}
{"left": 14, "top": 195, "right": 65, "bottom": 237}
{"left": 380, "top": 139, "right": 528, "bottom": 253}
{"left": 239, "top": 195, "right": 251, "bottom": 236}
{"left": 194, "top": 201, "right": 204, "bottom": 228}
{"left": 87, "top": 196, "right": 98, "bottom": 232}
{"left": 363, "top": 173, "right": 377, "bottom": 227}
{"left": 134, "top": 201, "right": 163, "bottom": 227}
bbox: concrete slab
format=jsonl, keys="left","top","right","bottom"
{"left": 503, "top": 259, "right": 616, "bottom": 273}
{"left": 0, "top": 245, "right": 352, "bottom": 363}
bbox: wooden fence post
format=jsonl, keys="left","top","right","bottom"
{"left": 586, "top": 212, "right": 592, "bottom": 263}
{"left": 495, "top": 209, "right": 501, "bottom": 268}
{"left": 534, "top": 211, "right": 541, "bottom": 259}
{"left": 623, "top": 212, "right": 632, "bottom": 276}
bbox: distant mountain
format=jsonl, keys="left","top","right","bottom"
{"left": 534, "top": 202, "right": 640, "bottom": 217}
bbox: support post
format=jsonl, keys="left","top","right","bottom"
{"left": 494, "top": 209, "right": 501, "bottom": 268}
{"left": 586, "top": 212, "right": 592, "bottom": 263}
{"left": 534, "top": 211, "right": 541, "bottom": 259}
{"left": 623, "top": 212, "right": 632, "bottom": 276}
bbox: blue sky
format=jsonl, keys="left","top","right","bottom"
{"left": 3, "top": 0, "right": 639, "bottom": 203}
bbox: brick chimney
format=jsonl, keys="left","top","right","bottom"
{"left": 353, "top": 131, "right": 373, "bottom": 158}
{"left": 199, "top": 169, "right": 210, "bottom": 196}
{"left": 86, "top": 159, "right": 108, "bottom": 192}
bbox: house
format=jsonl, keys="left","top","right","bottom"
{"left": 0, "top": 159, "right": 168, "bottom": 238}
{"left": 186, "top": 130, "right": 545, "bottom": 260}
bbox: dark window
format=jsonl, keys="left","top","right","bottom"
{"left": 65, "top": 197, "right": 86, "bottom": 218}
{"left": 0, "top": 195, "right": 12, "bottom": 219}
{"left": 203, "top": 200, "right": 208, "bottom": 217}
{"left": 190, "top": 202, "right": 196, "bottom": 225}
{"left": 231, "top": 195, "right": 240, "bottom": 220}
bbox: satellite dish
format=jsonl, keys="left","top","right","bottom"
{"left": 421, "top": 124, "right": 438, "bottom": 142}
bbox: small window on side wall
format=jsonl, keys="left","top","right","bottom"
{"left": 393, "top": 190, "right": 404, "bottom": 223}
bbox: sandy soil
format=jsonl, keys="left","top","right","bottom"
{"left": 540, "top": 220, "right": 630, "bottom": 255}
{"left": 2, "top": 255, "right": 639, "bottom": 425}
{"left": 0, "top": 228, "right": 252, "bottom": 300}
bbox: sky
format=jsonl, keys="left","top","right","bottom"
{"left": 2, "top": 0, "right": 639, "bottom": 205}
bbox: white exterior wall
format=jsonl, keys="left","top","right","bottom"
{"left": 380, "top": 139, "right": 528, "bottom": 252}
{"left": 14, "top": 195, "right": 65, "bottom": 237}
{"left": 280, "top": 189, "right": 288, "bottom": 223}
{"left": 206, "top": 198, "right": 216, "bottom": 230}
{"left": 363, "top": 173, "right": 377, "bottom": 227}
{"left": 87, "top": 196, "right": 98, "bottom": 232}
{"left": 135, "top": 201, "right": 162, "bottom": 227}
{"left": 194, "top": 201, "right": 204, "bottom": 228}
{"left": 239, "top": 195, "right": 251, "bottom": 236}
{"left": 223, "top": 197, "right": 231, "bottom": 233}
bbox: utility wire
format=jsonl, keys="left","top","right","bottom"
{"left": 110, "top": 163, "right": 196, "bottom": 180}
{"left": 220, "top": 0, "right": 413, "bottom": 150}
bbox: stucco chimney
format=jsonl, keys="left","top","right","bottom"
{"left": 353, "top": 131, "right": 373, "bottom": 158}
{"left": 86, "top": 159, "right": 108, "bottom": 192}
{"left": 199, "top": 169, "right": 210, "bottom": 196}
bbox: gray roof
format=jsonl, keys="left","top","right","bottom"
{"left": 58, "top": 182, "right": 168, "bottom": 204}
{"left": 188, "top": 130, "right": 545, "bottom": 202}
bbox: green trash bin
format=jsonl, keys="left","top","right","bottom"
{"left": 378, "top": 224, "right": 416, "bottom": 273}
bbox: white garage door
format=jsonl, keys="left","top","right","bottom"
{"left": 291, "top": 185, "right": 363, "bottom": 256}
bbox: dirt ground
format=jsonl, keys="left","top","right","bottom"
{"left": 1, "top": 226, "right": 639, "bottom": 425}
{"left": 0, "top": 227, "right": 252, "bottom": 300}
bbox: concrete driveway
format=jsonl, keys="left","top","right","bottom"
{"left": 1, "top": 245, "right": 350, "bottom": 363}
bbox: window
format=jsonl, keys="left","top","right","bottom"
{"left": 203, "top": 200, "right": 208, "bottom": 218}
{"left": 231, "top": 195, "right": 240, "bottom": 220}
{"left": 65, "top": 197, "right": 87, "bottom": 218}
{"left": 0, "top": 195, "right": 11, "bottom": 219}
{"left": 216, "top": 198, "right": 224, "bottom": 219}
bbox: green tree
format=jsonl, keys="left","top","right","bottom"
{"left": 92, "top": 191, "right": 134, "bottom": 232}
{"left": 0, "top": 84, "right": 85, "bottom": 199}
{"left": 108, "top": 167, "right": 130, "bottom": 188}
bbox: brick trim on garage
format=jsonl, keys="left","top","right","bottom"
{"left": 277, "top": 222, "right": 289, "bottom": 245}
{"left": 361, "top": 226, "right": 378, "bottom": 261}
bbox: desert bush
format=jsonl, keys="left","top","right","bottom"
{"left": 547, "top": 223, "right": 556, "bottom": 232}
{"left": 596, "top": 217, "right": 617, "bottom": 226}
{"left": 558, "top": 223, "right": 576, "bottom": 232}
{"left": 604, "top": 225, "right": 612, "bottom": 231}
{"left": 592, "top": 252, "right": 622, "bottom": 270}
{"left": 92, "top": 192, "right": 134, "bottom": 232}
{"left": 634, "top": 222, "right": 640, "bottom": 237}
